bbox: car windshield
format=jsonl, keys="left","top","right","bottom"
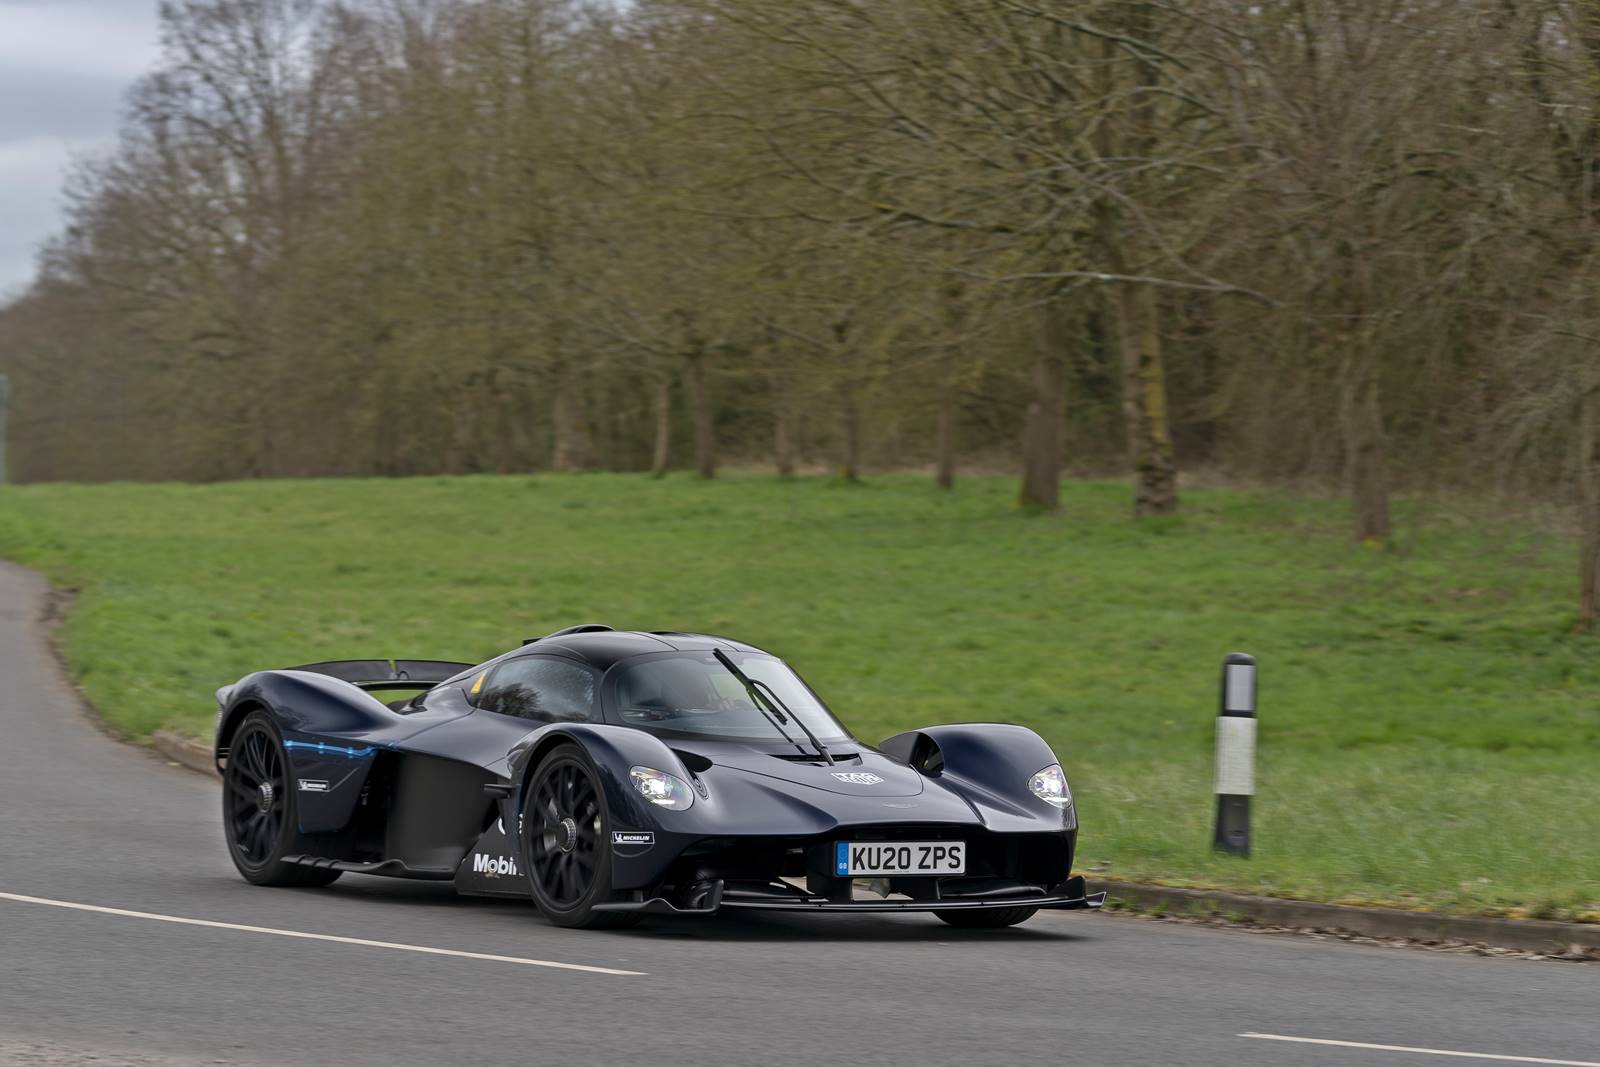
{"left": 610, "top": 651, "right": 850, "bottom": 743}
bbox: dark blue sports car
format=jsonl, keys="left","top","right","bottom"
{"left": 214, "top": 625, "right": 1105, "bottom": 929}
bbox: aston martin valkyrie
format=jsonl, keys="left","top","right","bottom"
{"left": 213, "top": 625, "right": 1105, "bottom": 929}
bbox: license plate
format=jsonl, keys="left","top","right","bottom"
{"left": 834, "top": 841, "right": 965, "bottom": 877}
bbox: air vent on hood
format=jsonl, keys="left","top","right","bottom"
{"left": 772, "top": 751, "right": 862, "bottom": 765}
{"left": 672, "top": 750, "right": 713, "bottom": 774}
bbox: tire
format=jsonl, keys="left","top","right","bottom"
{"left": 521, "top": 745, "right": 640, "bottom": 929}
{"left": 933, "top": 905, "right": 1039, "bottom": 929}
{"left": 222, "top": 710, "right": 341, "bottom": 888}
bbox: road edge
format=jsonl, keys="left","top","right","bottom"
{"left": 17, "top": 562, "right": 1596, "bottom": 958}
{"left": 27, "top": 566, "right": 219, "bottom": 777}
{"left": 152, "top": 730, "right": 217, "bottom": 777}
{"left": 1097, "top": 880, "right": 1600, "bottom": 957}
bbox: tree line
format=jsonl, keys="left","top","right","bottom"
{"left": 3, "top": 0, "right": 1600, "bottom": 623}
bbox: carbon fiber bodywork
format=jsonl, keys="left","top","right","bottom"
{"left": 214, "top": 630, "right": 1105, "bottom": 919}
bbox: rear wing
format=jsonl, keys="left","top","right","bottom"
{"left": 285, "top": 659, "right": 475, "bottom": 691}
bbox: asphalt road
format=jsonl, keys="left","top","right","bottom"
{"left": 0, "top": 563, "right": 1595, "bottom": 1067}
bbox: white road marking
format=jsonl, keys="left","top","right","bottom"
{"left": 1239, "top": 1033, "right": 1600, "bottom": 1066}
{"left": 0, "top": 890, "right": 644, "bottom": 976}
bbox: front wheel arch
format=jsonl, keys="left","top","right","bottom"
{"left": 519, "top": 742, "right": 638, "bottom": 929}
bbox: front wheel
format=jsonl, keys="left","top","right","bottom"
{"left": 222, "top": 711, "right": 340, "bottom": 888}
{"left": 521, "top": 745, "right": 639, "bottom": 929}
{"left": 934, "top": 906, "right": 1038, "bottom": 929}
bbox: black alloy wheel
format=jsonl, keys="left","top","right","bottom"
{"left": 522, "top": 746, "right": 637, "bottom": 929}
{"left": 222, "top": 710, "right": 339, "bottom": 887}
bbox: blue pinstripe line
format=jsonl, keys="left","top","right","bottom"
{"left": 283, "top": 739, "right": 376, "bottom": 759}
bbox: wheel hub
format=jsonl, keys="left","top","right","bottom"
{"left": 556, "top": 816, "right": 578, "bottom": 853}
{"left": 257, "top": 781, "right": 275, "bottom": 813}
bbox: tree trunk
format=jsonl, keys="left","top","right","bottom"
{"left": 1111, "top": 282, "right": 1179, "bottom": 516}
{"left": 650, "top": 376, "right": 671, "bottom": 477}
{"left": 935, "top": 384, "right": 956, "bottom": 490}
{"left": 1578, "top": 383, "right": 1600, "bottom": 631}
{"left": 551, "top": 364, "right": 595, "bottom": 472}
{"left": 684, "top": 349, "right": 716, "bottom": 479}
{"left": 774, "top": 402, "right": 796, "bottom": 477}
{"left": 1341, "top": 350, "right": 1391, "bottom": 543}
{"left": 1019, "top": 351, "right": 1064, "bottom": 510}
{"left": 1093, "top": 6, "right": 1178, "bottom": 519}
{"left": 839, "top": 386, "right": 861, "bottom": 481}
{"left": 445, "top": 385, "right": 477, "bottom": 475}
{"left": 771, "top": 357, "right": 796, "bottom": 477}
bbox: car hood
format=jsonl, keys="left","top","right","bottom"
{"left": 680, "top": 742, "right": 927, "bottom": 798}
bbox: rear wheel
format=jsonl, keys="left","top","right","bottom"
{"left": 222, "top": 711, "right": 340, "bottom": 888}
{"left": 933, "top": 905, "right": 1039, "bottom": 929}
{"left": 522, "top": 746, "right": 639, "bottom": 929}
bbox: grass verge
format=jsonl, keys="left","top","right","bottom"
{"left": 0, "top": 473, "right": 1596, "bottom": 921}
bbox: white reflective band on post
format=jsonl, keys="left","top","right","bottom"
{"left": 1224, "top": 663, "right": 1255, "bottom": 714}
{"left": 1214, "top": 716, "right": 1256, "bottom": 796}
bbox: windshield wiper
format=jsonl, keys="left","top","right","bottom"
{"left": 709, "top": 648, "right": 800, "bottom": 752}
{"left": 751, "top": 677, "right": 836, "bottom": 767}
{"left": 712, "top": 648, "right": 835, "bottom": 765}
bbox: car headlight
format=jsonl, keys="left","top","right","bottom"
{"left": 630, "top": 766, "right": 695, "bottom": 810}
{"left": 1028, "top": 763, "right": 1072, "bottom": 807}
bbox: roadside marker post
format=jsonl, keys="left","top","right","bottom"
{"left": 0, "top": 373, "right": 9, "bottom": 486}
{"left": 1212, "top": 652, "right": 1256, "bottom": 857}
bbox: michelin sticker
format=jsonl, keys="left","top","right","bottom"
{"left": 612, "top": 831, "right": 654, "bottom": 848}
{"left": 297, "top": 779, "right": 329, "bottom": 793}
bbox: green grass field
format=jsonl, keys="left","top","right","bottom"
{"left": 1, "top": 473, "right": 1596, "bottom": 921}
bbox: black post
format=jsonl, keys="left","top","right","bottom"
{"left": 1212, "top": 652, "right": 1256, "bottom": 857}
{"left": 0, "top": 374, "right": 9, "bottom": 486}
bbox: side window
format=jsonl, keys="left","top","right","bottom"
{"left": 478, "top": 656, "right": 597, "bottom": 723}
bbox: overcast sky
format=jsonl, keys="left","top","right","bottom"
{"left": 0, "top": 0, "right": 163, "bottom": 299}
